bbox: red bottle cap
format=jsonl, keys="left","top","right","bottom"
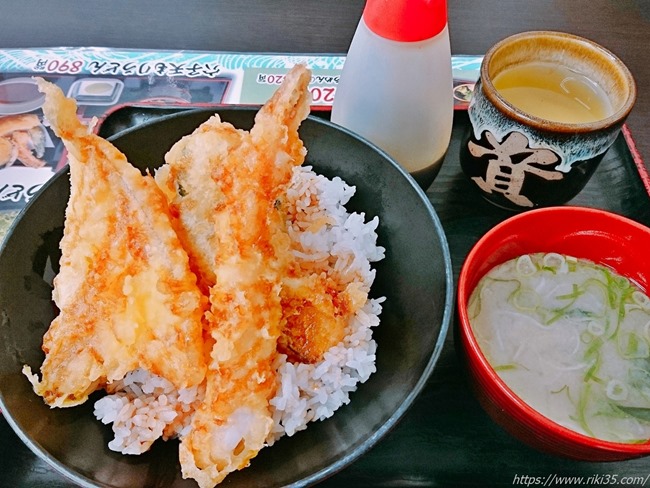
{"left": 363, "top": 0, "right": 448, "bottom": 42}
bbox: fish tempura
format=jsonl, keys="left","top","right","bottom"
{"left": 155, "top": 65, "right": 311, "bottom": 487}
{"left": 23, "top": 67, "right": 385, "bottom": 488}
{"left": 23, "top": 79, "right": 207, "bottom": 407}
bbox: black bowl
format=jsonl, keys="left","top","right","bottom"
{"left": 0, "top": 109, "right": 453, "bottom": 487}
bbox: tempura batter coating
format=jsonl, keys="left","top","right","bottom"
{"left": 155, "top": 65, "right": 311, "bottom": 488}
{"left": 278, "top": 274, "right": 367, "bottom": 363}
{"left": 23, "top": 80, "right": 207, "bottom": 407}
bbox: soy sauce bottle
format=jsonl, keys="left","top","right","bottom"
{"left": 331, "top": 0, "right": 453, "bottom": 189}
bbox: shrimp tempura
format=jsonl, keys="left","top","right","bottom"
{"left": 155, "top": 65, "right": 311, "bottom": 487}
{"left": 23, "top": 79, "right": 207, "bottom": 407}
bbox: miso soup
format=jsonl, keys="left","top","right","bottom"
{"left": 469, "top": 252, "right": 650, "bottom": 443}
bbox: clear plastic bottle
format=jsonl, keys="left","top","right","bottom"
{"left": 331, "top": 0, "right": 453, "bottom": 189}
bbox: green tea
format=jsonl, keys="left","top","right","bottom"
{"left": 493, "top": 62, "right": 613, "bottom": 124}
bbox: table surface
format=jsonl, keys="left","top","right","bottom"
{"left": 2, "top": 1, "right": 650, "bottom": 487}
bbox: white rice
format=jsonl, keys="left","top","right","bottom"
{"left": 93, "top": 165, "right": 386, "bottom": 455}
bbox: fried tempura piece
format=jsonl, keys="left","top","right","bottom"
{"left": 23, "top": 79, "right": 207, "bottom": 408}
{"left": 12, "top": 129, "right": 46, "bottom": 167}
{"left": 0, "top": 113, "right": 40, "bottom": 136}
{"left": 155, "top": 65, "right": 311, "bottom": 488}
{"left": 278, "top": 274, "right": 367, "bottom": 363}
{"left": 0, "top": 115, "right": 47, "bottom": 168}
{"left": 0, "top": 137, "right": 17, "bottom": 167}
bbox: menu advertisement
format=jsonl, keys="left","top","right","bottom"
{"left": 0, "top": 47, "right": 483, "bottom": 240}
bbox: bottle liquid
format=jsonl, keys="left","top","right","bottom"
{"left": 331, "top": 0, "right": 453, "bottom": 189}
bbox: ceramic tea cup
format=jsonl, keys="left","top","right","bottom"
{"left": 460, "top": 31, "right": 636, "bottom": 211}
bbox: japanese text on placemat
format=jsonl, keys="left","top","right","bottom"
{"left": 0, "top": 183, "right": 43, "bottom": 205}
{"left": 256, "top": 73, "right": 339, "bottom": 104}
{"left": 32, "top": 58, "right": 222, "bottom": 78}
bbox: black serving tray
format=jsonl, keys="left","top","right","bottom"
{"left": 2, "top": 108, "right": 650, "bottom": 487}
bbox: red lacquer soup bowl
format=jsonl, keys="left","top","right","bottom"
{"left": 457, "top": 206, "right": 650, "bottom": 461}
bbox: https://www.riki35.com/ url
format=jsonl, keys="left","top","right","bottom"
{"left": 512, "top": 473, "right": 650, "bottom": 486}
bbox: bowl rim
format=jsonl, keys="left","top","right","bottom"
{"left": 457, "top": 205, "right": 650, "bottom": 455}
{"left": 480, "top": 30, "right": 637, "bottom": 134}
{"left": 0, "top": 106, "right": 455, "bottom": 487}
